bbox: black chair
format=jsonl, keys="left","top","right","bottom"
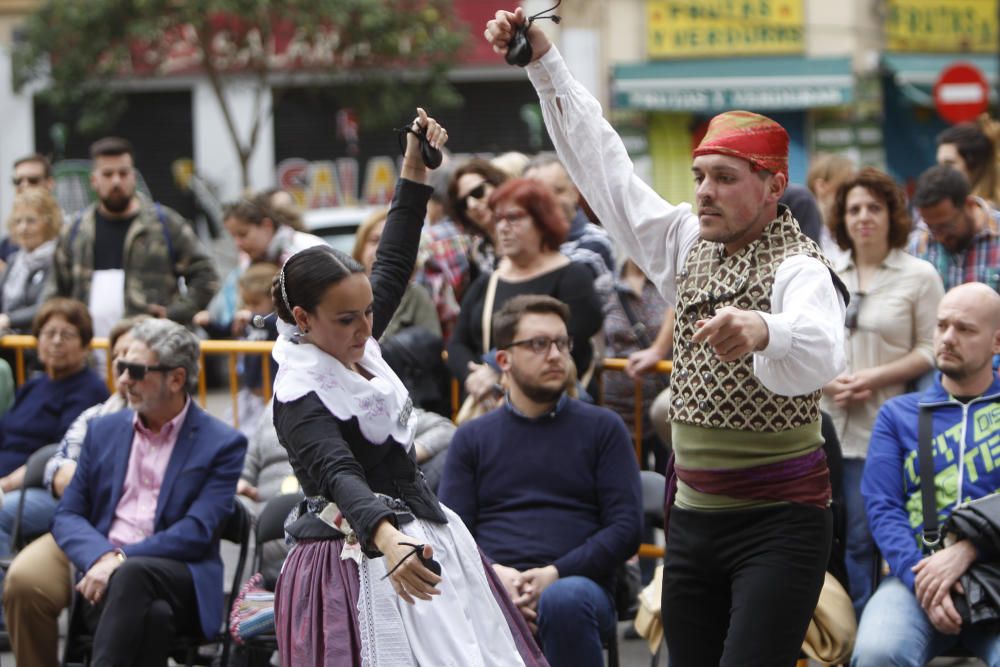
{"left": 3, "top": 442, "right": 61, "bottom": 561}
{"left": 63, "top": 498, "right": 252, "bottom": 667}
{"left": 235, "top": 492, "right": 302, "bottom": 663}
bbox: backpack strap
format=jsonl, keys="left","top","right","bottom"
{"left": 154, "top": 202, "right": 178, "bottom": 268}
{"left": 67, "top": 211, "right": 85, "bottom": 250}
{"left": 918, "top": 406, "right": 942, "bottom": 552}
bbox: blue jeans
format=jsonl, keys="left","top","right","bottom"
{"left": 843, "top": 458, "right": 874, "bottom": 617}
{"left": 536, "top": 576, "right": 616, "bottom": 667}
{"left": 0, "top": 488, "right": 59, "bottom": 623}
{"left": 852, "top": 577, "right": 1000, "bottom": 667}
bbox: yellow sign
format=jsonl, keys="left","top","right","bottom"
{"left": 647, "top": 1, "right": 804, "bottom": 58}
{"left": 885, "top": 0, "right": 997, "bottom": 53}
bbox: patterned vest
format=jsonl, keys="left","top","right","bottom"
{"left": 669, "top": 210, "right": 841, "bottom": 432}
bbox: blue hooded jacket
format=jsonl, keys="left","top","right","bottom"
{"left": 862, "top": 373, "right": 1000, "bottom": 590}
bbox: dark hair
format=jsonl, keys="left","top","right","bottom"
{"left": 89, "top": 137, "right": 134, "bottom": 160}
{"left": 487, "top": 178, "right": 569, "bottom": 252}
{"left": 258, "top": 188, "right": 306, "bottom": 231}
{"left": 446, "top": 159, "right": 509, "bottom": 233}
{"left": 32, "top": 298, "right": 94, "bottom": 346}
{"left": 272, "top": 245, "right": 365, "bottom": 324}
{"left": 223, "top": 191, "right": 302, "bottom": 232}
{"left": 913, "top": 165, "right": 971, "bottom": 210}
{"left": 830, "top": 167, "right": 912, "bottom": 251}
{"left": 937, "top": 123, "right": 995, "bottom": 189}
{"left": 108, "top": 314, "right": 150, "bottom": 351}
{"left": 493, "top": 294, "right": 570, "bottom": 350}
{"left": 13, "top": 153, "right": 52, "bottom": 179}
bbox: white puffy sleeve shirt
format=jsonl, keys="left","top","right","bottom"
{"left": 525, "top": 47, "right": 845, "bottom": 397}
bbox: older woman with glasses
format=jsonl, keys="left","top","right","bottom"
{"left": 0, "top": 190, "right": 63, "bottom": 333}
{"left": 821, "top": 167, "right": 944, "bottom": 617}
{"left": 0, "top": 298, "right": 107, "bottom": 628}
{"left": 446, "top": 178, "right": 603, "bottom": 406}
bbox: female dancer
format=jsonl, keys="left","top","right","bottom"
{"left": 271, "top": 108, "right": 546, "bottom": 666}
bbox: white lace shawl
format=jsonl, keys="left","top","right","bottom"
{"left": 272, "top": 330, "right": 415, "bottom": 450}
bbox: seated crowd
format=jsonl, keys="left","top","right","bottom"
{"left": 0, "top": 117, "right": 998, "bottom": 667}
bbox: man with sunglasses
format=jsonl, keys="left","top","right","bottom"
{"left": 0, "top": 154, "right": 58, "bottom": 268}
{"left": 52, "top": 318, "right": 246, "bottom": 667}
{"left": 439, "top": 295, "right": 642, "bottom": 667}
{"left": 485, "top": 10, "right": 848, "bottom": 665}
{"left": 12, "top": 154, "right": 55, "bottom": 195}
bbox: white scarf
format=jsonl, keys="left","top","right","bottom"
{"left": 2, "top": 239, "right": 56, "bottom": 311}
{"left": 272, "top": 329, "right": 415, "bottom": 450}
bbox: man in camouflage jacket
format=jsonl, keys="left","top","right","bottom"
{"left": 44, "top": 137, "right": 218, "bottom": 326}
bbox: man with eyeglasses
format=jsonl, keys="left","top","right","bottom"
{"left": 485, "top": 10, "right": 848, "bottom": 665}
{"left": 439, "top": 294, "right": 642, "bottom": 667}
{"left": 52, "top": 318, "right": 246, "bottom": 667}
{"left": 910, "top": 165, "right": 1000, "bottom": 294}
{"left": 44, "top": 136, "right": 219, "bottom": 336}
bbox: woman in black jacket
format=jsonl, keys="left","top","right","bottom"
{"left": 269, "top": 110, "right": 546, "bottom": 667}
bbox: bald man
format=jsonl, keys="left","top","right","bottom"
{"left": 855, "top": 282, "right": 1000, "bottom": 666}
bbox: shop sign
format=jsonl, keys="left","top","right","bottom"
{"left": 617, "top": 84, "right": 849, "bottom": 113}
{"left": 646, "top": 0, "right": 804, "bottom": 58}
{"left": 885, "top": 0, "right": 997, "bottom": 53}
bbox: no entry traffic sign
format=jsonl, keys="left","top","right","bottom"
{"left": 934, "top": 62, "right": 990, "bottom": 124}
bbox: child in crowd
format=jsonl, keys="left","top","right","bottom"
{"left": 231, "top": 262, "right": 280, "bottom": 436}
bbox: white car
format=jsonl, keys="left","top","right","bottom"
{"left": 301, "top": 205, "right": 382, "bottom": 255}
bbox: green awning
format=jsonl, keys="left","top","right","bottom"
{"left": 612, "top": 56, "right": 854, "bottom": 113}
{"left": 882, "top": 54, "right": 998, "bottom": 107}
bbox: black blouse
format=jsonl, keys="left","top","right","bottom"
{"left": 273, "top": 179, "right": 446, "bottom": 557}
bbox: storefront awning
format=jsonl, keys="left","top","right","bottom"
{"left": 882, "top": 54, "right": 998, "bottom": 107}
{"left": 612, "top": 56, "right": 854, "bottom": 113}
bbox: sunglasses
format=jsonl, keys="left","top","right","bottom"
{"left": 844, "top": 292, "right": 865, "bottom": 332}
{"left": 116, "top": 360, "right": 178, "bottom": 381}
{"left": 12, "top": 175, "right": 42, "bottom": 187}
{"left": 457, "top": 182, "right": 489, "bottom": 212}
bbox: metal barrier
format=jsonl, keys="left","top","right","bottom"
{"left": 3, "top": 335, "right": 671, "bottom": 460}
{"left": 0, "top": 336, "right": 274, "bottom": 430}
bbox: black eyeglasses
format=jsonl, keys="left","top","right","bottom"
{"left": 12, "top": 176, "right": 42, "bottom": 187}
{"left": 505, "top": 335, "right": 573, "bottom": 355}
{"left": 844, "top": 292, "right": 865, "bottom": 331}
{"left": 116, "top": 360, "right": 178, "bottom": 381}
{"left": 457, "top": 182, "right": 489, "bottom": 212}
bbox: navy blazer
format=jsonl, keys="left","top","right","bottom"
{"left": 53, "top": 401, "right": 247, "bottom": 639}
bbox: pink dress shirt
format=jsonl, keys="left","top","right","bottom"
{"left": 108, "top": 398, "right": 192, "bottom": 548}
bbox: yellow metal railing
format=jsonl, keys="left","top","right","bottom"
{"left": 5, "top": 335, "right": 671, "bottom": 453}
{"left": 0, "top": 336, "right": 275, "bottom": 430}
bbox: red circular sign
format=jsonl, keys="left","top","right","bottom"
{"left": 934, "top": 62, "right": 990, "bottom": 124}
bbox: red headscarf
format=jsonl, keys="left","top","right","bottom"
{"left": 693, "top": 110, "right": 789, "bottom": 179}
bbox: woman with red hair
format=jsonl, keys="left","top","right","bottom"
{"left": 446, "top": 178, "right": 603, "bottom": 404}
